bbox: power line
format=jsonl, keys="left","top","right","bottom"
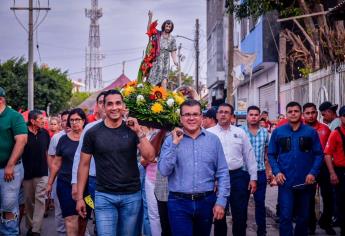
{"left": 68, "top": 56, "right": 142, "bottom": 76}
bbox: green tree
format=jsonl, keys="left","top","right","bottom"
{"left": 0, "top": 57, "right": 73, "bottom": 114}
{"left": 69, "top": 92, "right": 91, "bottom": 108}
{"left": 167, "top": 69, "right": 194, "bottom": 91}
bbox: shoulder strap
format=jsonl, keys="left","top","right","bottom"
{"left": 336, "top": 127, "right": 345, "bottom": 155}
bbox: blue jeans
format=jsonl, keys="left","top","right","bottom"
{"left": 278, "top": 185, "right": 312, "bottom": 236}
{"left": 138, "top": 164, "right": 151, "bottom": 236}
{"left": 94, "top": 190, "right": 142, "bottom": 236}
{"left": 167, "top": 192, "right": 216, "bottom": 236}
{"left": 253, "top": 170, "right": 267, "bottom": 235}
{"left": 0, "top": 163, "right": 24, "bottom": 235}
{"left": 229, "top": 169, "right": 250, "bottom": 236}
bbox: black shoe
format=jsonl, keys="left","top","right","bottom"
{"left": 321, "top": 227, "right": 336, "bottom": 235}
{"left": 26, "top": 228, "right": 33, "bottom": 236}
{"left": 308, "top": 228, "right": 316, "bottom": 235}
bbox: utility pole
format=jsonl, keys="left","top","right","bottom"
{"left": 195, "top": 19, "right": 200, "bottom": 94}
{"left": 226, "top": 12, "right": 234, "bottom": 105}
{"left": 177, "top": 43, "right": 182, "bottom": 86}
{"left": 11, "top": 0, "right": 50, "bottom": 110}
{"left": 122, "top": 61, "right": 126, "bottom": 74}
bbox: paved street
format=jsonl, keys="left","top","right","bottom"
{"left": 20, "top": 188, "right": 341, "bottom": 236}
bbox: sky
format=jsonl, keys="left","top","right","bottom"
{"left": 0, "top": 0, "right": 207, "bottom": 90}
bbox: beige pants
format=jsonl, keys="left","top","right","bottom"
{"left": 23, "top": 176, "right": 48, "bottom": 233}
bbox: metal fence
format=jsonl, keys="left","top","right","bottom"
{"left": 280, "top": 63, "right": 345, "bottom": 113}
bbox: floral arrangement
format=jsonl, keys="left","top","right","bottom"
{"left": 120, "top": 80, "right": 185, "bottom": 129}
{"left": 137, "top": 21, "right": 159, "bottom": 82}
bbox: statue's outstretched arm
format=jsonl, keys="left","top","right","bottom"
{"left": 147, "top": 10, "right": 153, "bottom": 32}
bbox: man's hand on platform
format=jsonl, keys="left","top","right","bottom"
{"left": 172, "top": 127, "right": 184, "bottom": 145}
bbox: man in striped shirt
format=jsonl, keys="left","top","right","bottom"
{"left": 241, "top": 105, "right": 272, "bottom": 236}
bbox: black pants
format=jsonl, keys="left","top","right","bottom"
{"left": 157, "top": 199, "right": 172, "bottom": 236}
{"left": 318, "top": 164, "right": 334, "bottom": 228}
{"left": 214, "top": 169, "right": 250, "bottom": 236}
{"left": 335, "top": 167, "right": 345, "bottom": 235}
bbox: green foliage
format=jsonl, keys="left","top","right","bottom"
{"left": 226, "top": 0, "right": 304, "bottom": 19}
{"left": 167, "top": 69, "right": 194, "bottom": 90}
{"left": 298, "top": 67, "right": 312, "bottom": 78}
{"left": 0, "top": 57, "right": 73, "bottom": 114}
{"left": 69, "top": 92, "right": 91, "bottom": 108}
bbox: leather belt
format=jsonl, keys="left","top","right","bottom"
{"left": 170, "top": 191, "right": 214, "bottom": 201}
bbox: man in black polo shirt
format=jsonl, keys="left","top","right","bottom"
{"left": 22, "top": 110, "right": 50, "bottom": 236}
{"left": 76, "top": 90, "right": 155, "bottom": 236}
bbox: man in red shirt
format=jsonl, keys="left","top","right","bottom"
{"left": 303, "top": 103, "right": 335, "bottom": 235}
{"left": 324, "top": 105, "right": 345, "bottom": 236}
{"left": 87, "top": 92, "right": 106, "bottom": 123}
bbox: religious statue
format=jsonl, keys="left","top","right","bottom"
{"left": 139, "top": 11, "right": 178, "bottom": 88}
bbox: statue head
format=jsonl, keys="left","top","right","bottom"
{"left": 161, "top": 20, "right": 174, "bottom": 33}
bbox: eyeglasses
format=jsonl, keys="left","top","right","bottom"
{"left": 70, "top": 118, "right": 83, "bottom": 123}
{"left": 217, "top": 110, "right": 231, "bottom": 115}
{"left": 181, "top": 113, "right": 201, "bottom": 118}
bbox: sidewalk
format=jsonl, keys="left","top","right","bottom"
{"left": 265, "top": 186, "right": 278, "bottom": 218}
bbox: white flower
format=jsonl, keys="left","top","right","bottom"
{"left": 120, "top": 88, "right": 124, "bottom": 94}
{"left": 136, "top": 95, "right": 145, "bottom": 102}
{"left": 175, "top": 108, "right": 180, "bottom": 114}
{"left": 166, "top": 98, "right": 175, "bottom": 107}
{"left": 137, "top": 83, "right": 144, "bottom": 88}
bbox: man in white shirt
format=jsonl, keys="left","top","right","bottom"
{"left": 208, "top": 103, "right": 257, "bottom": 236}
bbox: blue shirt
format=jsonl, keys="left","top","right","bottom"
{"left": 158, "top": 129, "right": 230, "bottom": 207}
{"left": 241, "top": 125, "right": 269, "bottom": 171}
{"left": 268, "top": 123, "right": 323, "bottom": 187}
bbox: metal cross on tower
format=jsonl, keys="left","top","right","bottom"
{"left": 85, "top": 0, "right": 104, "bottom": 91}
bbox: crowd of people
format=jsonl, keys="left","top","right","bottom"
{"left": 0, "top": 84, "right": 345, "bottom": 236}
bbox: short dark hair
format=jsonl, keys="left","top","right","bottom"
{"left": 96, "top": 91, "right": 107, "bottom": 103}
{"left": 247, "top": 105, "right": 261, "bottom": 114}
{"left": 218, "top": 103, "right": 234, "bottom": 115}
{"left": 161, "top": 20, "right": 174, "bottom": 33}
{"left": 66, "top": 108, "right": 88, "bottom": 128}
{"left": 180, "top": 99, "right": 201, "bottom": 115}
{"left": 103, "top": 90, "right": 123, "bottom": 104}
{"left": 286, "top": 101, "right": 302, "bottom": 111}
{"left": 28, "top": 109, "right": 42, "bottom": 126}
{"left": 259, "top": 118, "right": 266, "bottom": 122}
{"left": 261, "top": 110, "right": 268, "bottom": 115}
{"left": 60, "top": 110, "right": 70, "bottom": 118}
{"left": 303, "top": 102, "right": 317, "bottom": 112}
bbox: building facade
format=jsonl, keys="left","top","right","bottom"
{"left": 206, "top": 1, "right": 279, "bottom": 118}
{"left": 237, "top": 13, "right": 279, "bottom": 119}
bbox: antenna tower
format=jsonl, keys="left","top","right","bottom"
{"left": 85, "top": 0, "right": 104, "bottom": 91}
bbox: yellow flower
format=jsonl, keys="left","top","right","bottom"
{"left": 151, "top": 102, "right": 164, "bottom": 114}
{"left": 123, "top": 86, "right": 135, "bottom": 97}
{"left": 173, "top": 93, "right": 185, "bottom": 105}
{"left": 151, "top": 86, "right": 168, "bottom": 100}
{"left": 126, "top": 80, "right": 137, "bottom": 87}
